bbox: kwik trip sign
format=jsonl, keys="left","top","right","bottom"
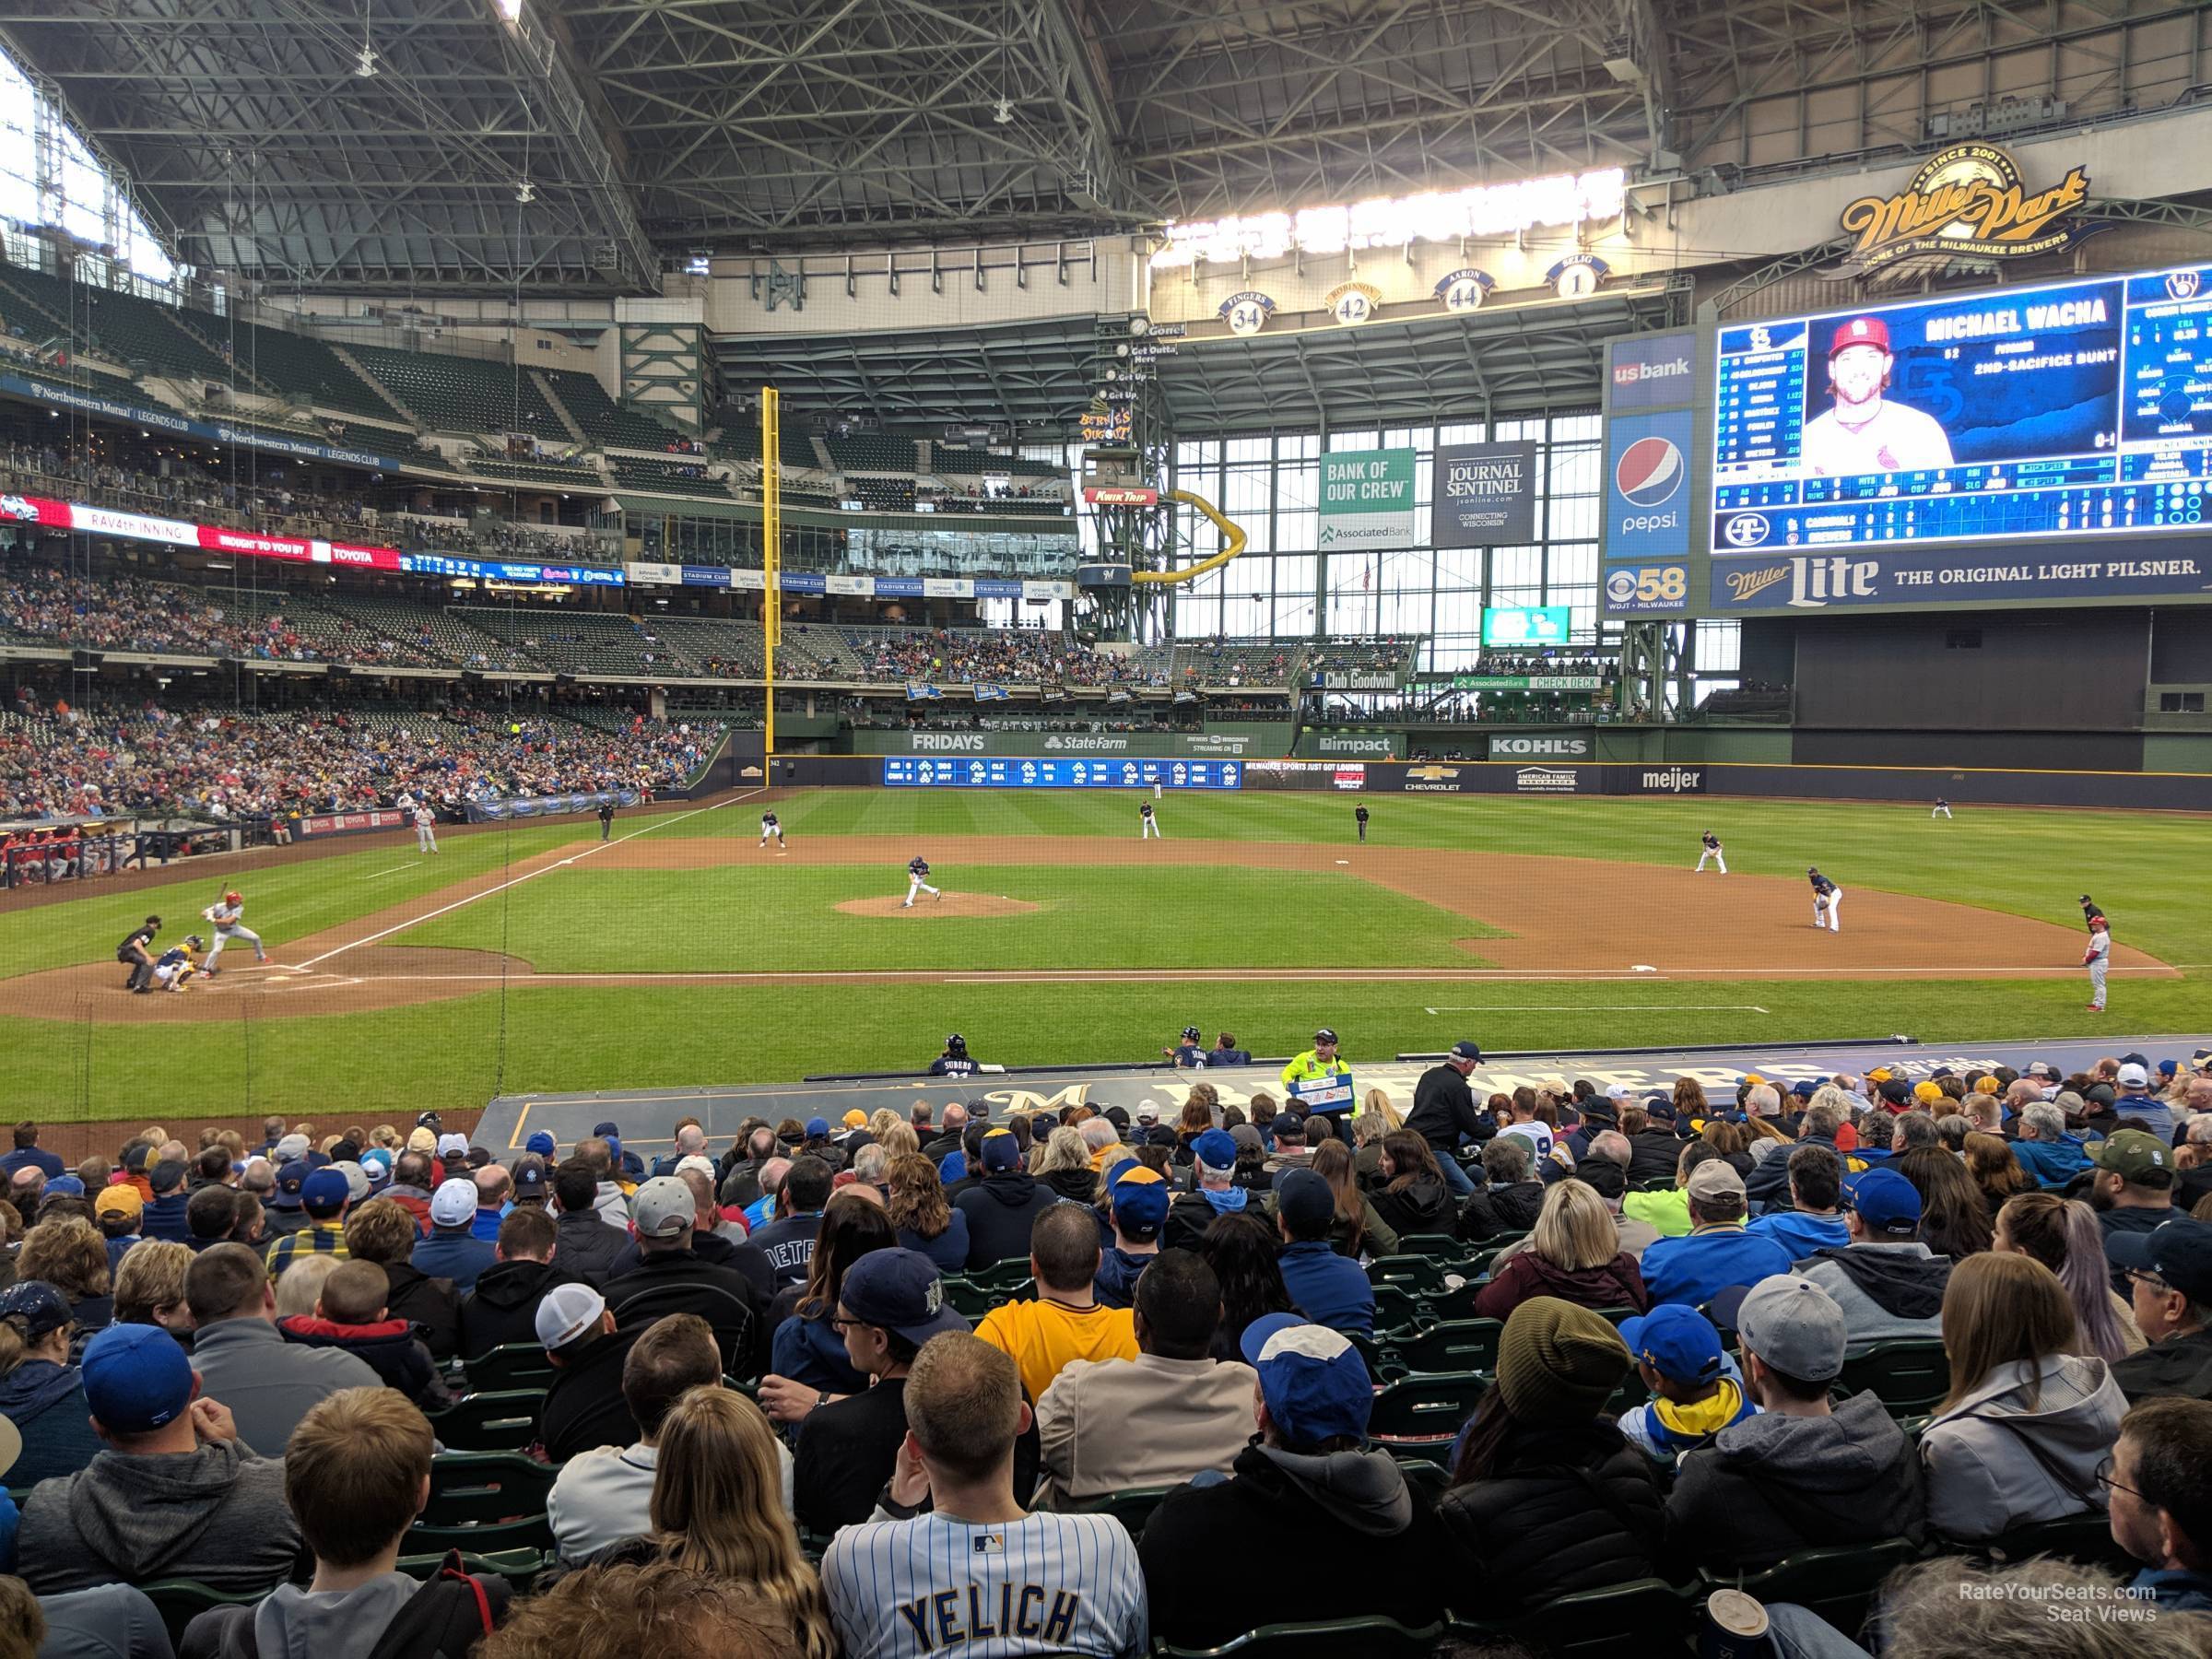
{"left": 1837, "top": 143, "right": 2091, "bottom": 278}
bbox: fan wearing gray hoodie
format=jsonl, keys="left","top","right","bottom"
{"left": 1665, "top": 1274, "right": 1925, "bottom": 1571}
{"left": 17, "top": 1324, "right": 299, "bottom": 1597}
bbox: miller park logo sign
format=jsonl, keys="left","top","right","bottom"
{"left": 1836, "top": 143, "right": 2091, "bottom": 280}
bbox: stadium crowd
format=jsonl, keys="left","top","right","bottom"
{"left": 848, "top": 628, "right": 1160, "bottom": 688}
{"left": 1, "top": 1042, "right": 2211, "bottom": 1653}
{"left": 0, "top": 692, "right": 723, "bottom": 821}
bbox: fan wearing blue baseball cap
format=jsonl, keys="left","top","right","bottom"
{"left": 1797, "top": 1166, "right": 1951, "bottom": 1353}
{"left": 1613, "top": 1304, "right": 1755, "bottom": 1457}
{"left": 1161, "top": 1128, "right": 1250, "bottom": 1253}
{"left": 1665, "top": 1274, "right": 1926, "bottom": 1570}
{"left": 16, "top": 1323, "right": 303, "bottom": 1596}
{"left": 0, "top": 1280, "right": 105, "bottom": 1483}
{"left": 1138, "top": 1313, "right": 1452, "bottom": 1648}
{"left": 261, "top": 1166, "right": 355, "bottom": 1281}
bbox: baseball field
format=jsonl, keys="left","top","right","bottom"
{"left": 0, "top": 786, "right": 2198, "bottom": 1120}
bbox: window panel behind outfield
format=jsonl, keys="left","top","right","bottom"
{"left": 1697, "top": 619, "right": 1743, "bottom": 674}
{"left": 1563, "top": 598, "right": 1599, "bottom": 641}
{"left": 1552, "top": 414, "right": 1603, "bottom": 442}
{"left": 1328, "top": 429, "right": 1382, "bottom": 452}
{"left": 1547, "top": 495, "right": 1599, "bottom": 541}
{"left": 1549, "top": 545, "right": 1599, "bottom": 586}
{"left": 1440, "top": 420, "right": 1490, "bottom": 445}
{"left": 1494, "top": 547, "right": 1542, "bottom": 588}
{"left": 1549, "top": 445, "right": 1602, "bottom": 499}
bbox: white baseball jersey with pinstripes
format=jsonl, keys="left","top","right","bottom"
{"left": 822, "top": 1510, "right": 1147, "bottom": 1659}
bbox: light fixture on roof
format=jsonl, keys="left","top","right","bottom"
{"left": 355, "top": 42, "right": 378, "bottom": 77}
{"left": 993, "top": 98, "right": 1015, "bottom": 125}
{"left": 515, "top": 180, "right": 536, "bottom": 205}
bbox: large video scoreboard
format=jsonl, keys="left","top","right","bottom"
{"left": 1600, "top": 263, "right": 2212, "bottom": 615}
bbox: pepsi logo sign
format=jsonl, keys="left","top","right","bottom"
{"left": 1615, "top": 437, "right": 1683, "bottom": 508}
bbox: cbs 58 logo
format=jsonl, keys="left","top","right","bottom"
{"left": 1605, "top": 565, "right": 1688, "bottom": 607}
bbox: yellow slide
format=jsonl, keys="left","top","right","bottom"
{"left": 1129, "top": 489, "right": 1247, "bottom": 584}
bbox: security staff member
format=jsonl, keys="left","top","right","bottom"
{"left": 1354, "top": 805, "right": 1371, "bottom": 842}
{"left": 1280, "top": 1028, "right": 1354, "bottom": 1130}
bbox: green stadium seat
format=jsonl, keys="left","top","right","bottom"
{"left": 1371, "top": 1283, "right": 1426, "bottom": 1335}
{"left": 396, "top": 1547, "right": 550, "bottom": 1595}
{"left": 408, "top": 1452, "right": 559, "bottom": 1553}
{"left": 1395, "top": 1232, "right": 1465, "bottom": 1258}
{"left": 1366, "top": 1253, "right": 1449, "bottom": 1293}
{"left": 1836, "top": 1338, "right": 1950, "bottom": 1416}
{"left": 1450, "top": 1577, "right": 1698, "bottom": 1659}
{"left": 1068, "top": 1485, "right": 1174, "bottom": 1537}
{"left": 133, "top": 1579, "right": 267, "bottom": 1647}
{"left": 1156, "top": 1615, "right": 1443, "bottom": 1658}
{"left": 424, "top": 1390, "right": 544, "bottom": 1453}
{"left": 1424, "top": 1279, "right": 1488, "bottom": 1324}
{"left": 464, "top": 1343, "right": 554, "bottom": 1393}
{"left": 937, "top": 1276, "right": 997, "bottom": 1320}
{"left": 1382, "top": 1318, "right": 1503, "bottom": 1377}
{"left": 1970, "top": 1510, "right": 2136, "bottom": 1571}
{"left": 1702, "top": 1538, "right": 1920, "bottom": 1644}
{"left": 1367, "top": 1371, "right": 1487, "bottom": 1461}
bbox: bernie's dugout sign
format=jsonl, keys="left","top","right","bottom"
{"left": 1287, "top": 1073, "right": 1355, "bottom": 1112}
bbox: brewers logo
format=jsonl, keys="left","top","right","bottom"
{"left": 1616, "top": 437, "right": 1684, "bottom": 509}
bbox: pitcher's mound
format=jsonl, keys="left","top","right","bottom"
{"left": 836, "top": 893, "right": 1041, "bottom": 919}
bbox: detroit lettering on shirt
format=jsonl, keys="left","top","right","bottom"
{"left": 824, "top": 1511, "right": 1147, "bottom": 1659}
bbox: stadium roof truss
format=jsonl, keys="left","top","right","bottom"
{"left": 0, "top": 0, "right": 2192, "bottom": 288}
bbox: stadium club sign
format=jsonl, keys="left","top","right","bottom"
{"left": 1433, "top": 441, "right": 1538, "bottom": 547}
{"left": 1712, "top": 550, "right": 2212, "bottom": 611}
{"left": 1836, "top": 143, "right": 2092, "bottom": 279}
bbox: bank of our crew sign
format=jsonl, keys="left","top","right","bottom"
{"left": 1319, "top": 448, "right": 1417, "bottom": 547}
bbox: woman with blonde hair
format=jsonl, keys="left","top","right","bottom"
{"left": 1310, "top": 1139, "right": 1397, "bottom": 1260}
{"left": 885, "top": 1153, "right": 968, "bottom": 1272}
{"left": 1919, "top": 1251, "right": 2125, "bottom": 1541}
{"left": 17, "top": 1218, "right": 112, "bottom": 1337}
{"left": 876, "top": 1121, "right": 920, "bottom": 1161}
{"left": 111, "top": 1239, "right": 194, "bottom": 1338}
{"left": 1475, "top": 1180, "right": 1648, "bottom": 1320}
{"left": 868, "top": 1108, "right": 903, "bottom": 1142}
{"left": 1994, "top": 1193, "right": 2143, "bottom": 1362}
{"left": 1032, "top": 1125, "right": 1097, "bottom": 1203}
{"left": 273, "top": 1254, "right": 343, "bottom": 1321}
{"left": 646, "top": 1386, "right": 838, "bottom": 1659}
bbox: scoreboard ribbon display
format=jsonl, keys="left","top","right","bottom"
{"left": 882, "top": 758, "right": 1243, "bottom": 790}
{"left": 1711, "top": 264, "right": 2212, "bottom": 559}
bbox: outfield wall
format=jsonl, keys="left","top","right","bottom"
{"left": 766, "top": 751, "right": 2212, "bottom": 810}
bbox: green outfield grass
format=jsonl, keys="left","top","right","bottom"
{"left": 394, "top": 865, "right": 1503, "bottom": 971}
{"left": 0, "top": 789, "right": 2199, "bottom": 1118}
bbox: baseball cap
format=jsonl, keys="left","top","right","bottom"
{"left": 2090, "top": 1129, "right": 2173, "bottom": 1182}
{"left": 1241, "top": 1314, "right": 1372, "bottom": 1447}
{"left": 81, "top": 1323, "right": 194, "bottom": 1434}
{"left": 1643, "top": 1095, "right": 1676, "bottom": 1121}
{"left": 1912, "top": 1081, "right": 1943, "bottom": 1105}
{"left": 94, "top": 1185, "right": 144, "bottom": 1222}
{"left": 2117, "top": 1063, "right": 2150, "bottom": 1088}
{"left": 1792, "top": 1080, "right": 1818, "bottom": 1100}
{"left": 1685, "top": 1160, "right": 1747, "bottom": 1205}
{"left": 593, "top": 1120, "right": 622, "bottom": 1139}
{"left": 980, "top": 1128, "right": 1022, "bottom": 1172}
{"left": 1618, "top": 1304, "right": 1724, "bottom": 1386}
{"left": 524, "top": 1131, "right": 558, "bottom": 1158}
{"left": 2107, "top": 1218, "right": 2212, "bottom": 1304}
{"left": 271, "top": 1165, "right": 307, "bottom": 1210}
{"left": 1735, "top": 1274, "right": 1848, "bottom": 1382}
{"left": 1230, "top": 1123, "right": 1265, "bottom": 1156}
{"left": 406, "top": 1127, "right": 438, "bottom": 1154}
{"left": 804, "top": 1117, "right": 830, "bottom": 1139}
{"left": 535, "top": 1283, "right": 607, "bottom": 1352}
{"left": 300, "top": 1168, "right": 351, "bottom": 1216}
{"left": 429, "top": 1178, "right": 477, "bottom": 1228}
{"left": 1845, "top": 1167, "right": 1923, "bottom": 1236}
{"left": 1313, "top": 1028, "right": 1338, "bottom": 1044}
{"left": 0, "top": 1280, "right": 75, "bottom": 1340}
{"left": 436, "top": 1133, "right": 469, "bottom": 1160}
{"left": 274, "top": 1134, "right": 311, "bottom": 1164}
{"left": 1877, "top": 1078, "right": 1914, "bottom": 1109}
{"left": 511, "top": 1162, "right": 547, "bottom": 1201}
{"left": 1830, "top": 316, "right": 1891, "bottom": 355}
{"left": 1191, "top": 1128, "right": 1238, "bottom": 1173}
{"left": 2193, "top": 1049, "right": 2212, "bottom": 1072}
{"left": 838, "top": 1248, "right": 970, "bottom": 1347}
{"left": 1276, "top": 1168, "right": 1335, "bottom": 1234}
{"left": 1109, "top": 1167, "right": 1170, "bottom": 1240}
{"left": 44, "top": 1175, "right": 83, "bottom": 1198}
{"left": 417, "top": 1112, "right": 444, "bottom": 1132}
{"left": 1181, "top": 1026, "right": 1202, "bottom": 1042}
{"left": 674, "top": 1154, "right": 717, "bottom": 1182}
{"left": 148, "top": 1159, "right": 187, "bottom": 1194}
{"left": 328, "top": 1162, "right": 371, "bottom": 1206}
{"left": 631, "top": 1176, "right": 694, "bottom": 1240}
{"left": 841, "top": 1110, "right": 867, "bottom": 1129}
{"left": 359, "top": 1148, "right": 394, "bottom": 1184}
{"left": 1135, "top": 1101, "right": 1160, "bottom": 1123}
{"left": 1451, "top": 1041, "right": 1482, "bottom": 1063}
{"left": 2028, "top": 1062, "right": 2056, "bottom": 1079}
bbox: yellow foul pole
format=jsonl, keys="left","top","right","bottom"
{"left": 761, "top": 386, "right": 781, "bottom": 759}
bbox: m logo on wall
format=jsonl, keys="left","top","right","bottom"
{"left": 1434, "top": 441, "right": 1537, "bottom": 547}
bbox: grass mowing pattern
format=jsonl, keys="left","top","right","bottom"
{"left": 0, "top": 789, "right": 2198, "bottom": 1117}
{"left": 394, "top": 865, "right": 1503, "bottom": 972}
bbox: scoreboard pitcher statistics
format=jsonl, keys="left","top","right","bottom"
{"left": 1704, "top": 264, "right": 2212, "bottom": 610}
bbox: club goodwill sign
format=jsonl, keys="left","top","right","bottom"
{"left": 1434, "top": 441, "right": 1537, "bottom": 546}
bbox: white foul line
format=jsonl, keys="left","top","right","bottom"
{"left": 291, "top": 790, "right": 761, "bottom": 971}
{"left": 362, "top": 865, "right": 419, "bottom": 880}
